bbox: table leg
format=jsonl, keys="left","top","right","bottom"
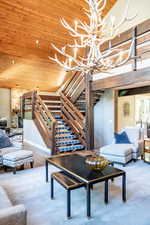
{"left": 51, "top": 176, "right": 54, "bottom": 199}
{"left": 104, "top": 180, "right": 108, "bottom": 204}
{"left": 45, "top": 160, "right": 48, "bottom": 182}
{"left": 122, "top": 173, "right": 126, "bottom": 202}
{"left": 86, "top": 184, "right": 91, "bottom": 219}
{"left": 67, "top": 189, "right": 71, "bottom": 219}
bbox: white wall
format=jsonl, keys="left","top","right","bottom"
{"left": 94, "top": 89, "right": 115, "bottom": 147}
{"left": 23, "top": 119, "right": 51, "bottom": 155}
{"left": 106, "top": 0, "right": 150, "bottom": 34}
{"left": 0, "top": 88, "right": 11, "bottom": 126}
{"left": 93, "top": 0, "right": 150, "bottom": 147}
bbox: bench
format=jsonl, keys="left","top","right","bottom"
{"left": 51, "top": 171, "right": 85, "bottom": 219}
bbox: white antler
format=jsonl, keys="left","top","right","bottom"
{"left": 49, "top": 0, "right": 136, "bottom": 73}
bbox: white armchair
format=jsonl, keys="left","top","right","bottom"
{"left": 100, "top": 127, "right": 144, "bottom": 166}
{"left": 123, "top": 127, "right": 144, "bottom": 159}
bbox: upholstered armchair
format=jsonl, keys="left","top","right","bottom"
{"left": 122, "top": 127, "right": 144, "bottom": 159}
{"left": 100, "top": 127, "right": 144, "bottom": 166}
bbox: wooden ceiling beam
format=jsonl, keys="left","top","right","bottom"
{"left": 92, "top": 67, "right": 150, "bottom": 91}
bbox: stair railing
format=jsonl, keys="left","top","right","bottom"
{"left": 22, "top": 91, "right": 56, "bottom": 154}
{"left": 63, "top": 71, "right": 85, "bottom": 103}
{"left": 60, "top": 92, "right": 86, "bottom": 147}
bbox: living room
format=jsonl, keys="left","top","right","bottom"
{"left": 0, "top": 0, "right": 150, "bottom": 225}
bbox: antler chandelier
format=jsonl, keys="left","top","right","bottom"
{"left": 49, "top": 0, "right": 136, "bottom": 73}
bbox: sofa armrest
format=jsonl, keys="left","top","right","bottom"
{"left": 0, "top": 204, "right": 27, "bottom": 225}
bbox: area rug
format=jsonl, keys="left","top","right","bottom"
{"left": 0, "top": 160, "right": 150, "bottom": 225}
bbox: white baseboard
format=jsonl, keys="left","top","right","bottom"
{"left": 24, "top": 139, "right": 51, "bottom": 155}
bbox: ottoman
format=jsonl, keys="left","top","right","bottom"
{"left": 3, "top": 150, "right": 34, "bottom": 174}
{"left": 100, "top": 144, "right": 132, "bottom": 166}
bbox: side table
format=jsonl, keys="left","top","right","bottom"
{"left": 143, "top": 138, "right": 150, "bottom": 163}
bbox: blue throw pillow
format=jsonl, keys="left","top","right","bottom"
{"left": 114, "top": 131, "right": 131, "bottom": 144}
{"left": 0, "top": 131, "right": 12, "bottom": 149}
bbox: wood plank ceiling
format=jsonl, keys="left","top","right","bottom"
{"left": 0, "top": 0, "right": 117, "bottom": 91}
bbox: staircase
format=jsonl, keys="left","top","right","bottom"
{"left": 39, "top": 93, "right": 85, "bottom": 153}
{"left": 75, "top": 90, "right": 104, "bottom": 115}
{"left": 22, "top": 71, "right": 103, "bottom": 155}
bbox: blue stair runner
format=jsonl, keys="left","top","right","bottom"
{"left": 57, "top": 144, "right": 84, "bottom": 152}
{"left": 54, "top": 114, "right": 85, "bottom": 153}
{"left": 55, "top": 134, "right": 77, "bottom": 140}
{"left": 55, "top": 126, "right": 70, "bottom": 130}
{"left": 56, "top": 139, "right": 80, "bottom": 146}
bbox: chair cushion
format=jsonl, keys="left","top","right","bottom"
{"left": 100, "top": 144, "right": 132, "bottom": 157}
{"left": 124, "top": 127, "right": 140, "bottom": 144}
{"left": 0, "top": 147, "right": 20, "bottom": 156}
{"left": 114, "top": 131, "right": 131, "bottom": 144}
{"left": 0, "top": 187, "right": 12, "bottom": 210}
{"left": 3, "top": 150, "right": 33, "bottom": 161}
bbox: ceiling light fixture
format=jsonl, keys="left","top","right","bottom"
{"left": 36, "top": 40, "right": 40, "bottom": 46}
{"left": 49, "top": 0, "right": 136, "bottom": 74}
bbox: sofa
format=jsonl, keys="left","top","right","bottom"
{"left": 100, "top": 127, "right": 144, "bottom": 166}
{"left": 0, "top": 186, "right": 27, "bottom": 225}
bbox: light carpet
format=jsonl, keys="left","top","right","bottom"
{"left": 0, "top": 160, "right": 150, "bottom": 225}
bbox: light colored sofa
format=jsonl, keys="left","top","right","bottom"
{"left": 100, "top": 127, "right": 144, "bottom": 166}
{"left": 0, "top": 186, "right": 27, "bottom": 225}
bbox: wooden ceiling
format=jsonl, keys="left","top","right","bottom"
{"left": 0, "top": 0, "right": 117, "bottom": 91}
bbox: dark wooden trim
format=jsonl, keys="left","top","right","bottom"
{"left": 39, "top": 95, "right": 60, "bottom": 101}
{"left": 92, "top": 67, "right": 150, "bottom": 90}
{"left": 132, "top": 27, "right": 137, "bottom": 71}
{"left": 85, "top": 72, "right": 94, "bottom": 150}
{"left": 114, "top": 90, "right": 119, "bottom": 133}
{"left": 22, "top": 91, "right": 34, "bottom": 99}
{"left": 118, "top": 85, "right": 150, "bottom": 96}
{"left": 32, "top": 91, "right": 37, "bottom": 119}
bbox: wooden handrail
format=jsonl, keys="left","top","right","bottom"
{"left": 34, "top": 94, "right": 56, "bottom": 154}
{"left": 22, "top": 91, "right": 35, "bottom": 99}
{"left": 60, "top": 92, "right": 86, "bottom": 147}
{"left": 61, "top": 92, "right": 84, "bottom": 121}
{"left": 22, "top": 91, "right": 57, "bottom": 154}
{"left": 61, "top": 109, "right": 86, "bottom": 146}
{"left": 35, "top": 95, "right": 56, "bottom": 123}
{"left": 63, "top": 71, "right": 85, "bottom": 102}
{"left": 62, "top": 71, "right": 78, "bottom": 93}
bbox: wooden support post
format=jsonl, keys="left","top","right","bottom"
{"left": 132, "top": 26, "right": 137, "bottom": 71}
{"left": 32, "top": 91, "right": 37, "bottom": 119}
{"left": 85, "top": 72, "right": 94, "bottom": 150}
{"left": 52, "top": 121, "right": 56, "bottom": 155}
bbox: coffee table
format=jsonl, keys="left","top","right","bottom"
{"left": 46, "top": 153, "right": 126, "bottom": 218}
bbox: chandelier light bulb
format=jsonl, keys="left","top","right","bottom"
{"left": 49, "top": 0, "right": 136, "bottom": 74}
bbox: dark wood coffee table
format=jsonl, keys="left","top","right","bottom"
{"left": 46, "top": 153, "right": 126, "bottom": 218}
